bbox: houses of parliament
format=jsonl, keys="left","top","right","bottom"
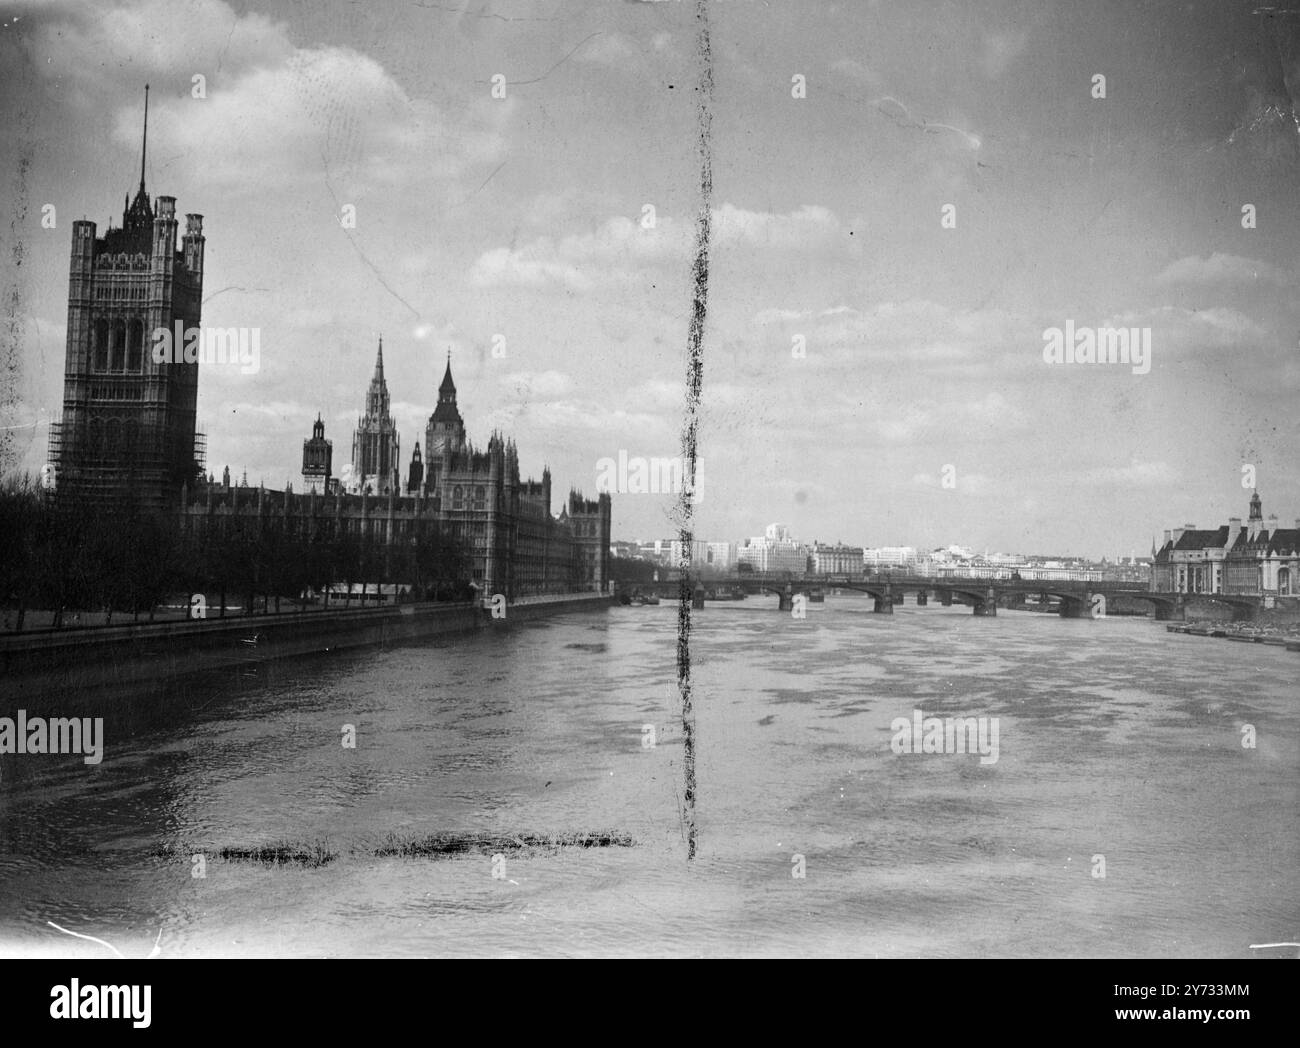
{"left": 284, "top": 339, "right": 611, "bottom": 597}
{"left": 46, "top": 88, "right": 610, "bottom": 599}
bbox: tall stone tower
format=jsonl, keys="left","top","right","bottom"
{"left": 48, "top": 85, "right": 206, "bottom": 507}
{"left": 424, "top": 351, "right": 467, "bottom": 496}
{"left": 351, "top": 337, "right": 401, "bottom": 494}
{"left": 301, "top": 414, "right": 332, "bottom": 494}
{"left": 426, "top": 352, "right": 466, "bottom": 458}
{"left": 406, "top": 441, "right": 424, "bottom": 494}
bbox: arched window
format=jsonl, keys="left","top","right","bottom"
{"left": 88, "top": 417, "right": 104, "bottom": 456}
{"left": 126, "top": 319, "right": 143, "bottom": 371}
{"left": 105, "top": 417, "right": 122, "bottom": 453}
{"left": 93, "top": 319, "right": 109, "bottom": 371}
{"left": 110, "top": 321, "right": 126, "bottom": 371}
{"left": 1279, "top": 567, "right": 1291, "bottom": 596}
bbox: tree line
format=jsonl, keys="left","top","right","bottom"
{"left": 0, "top": 474, "right": 475, "bottom": 631}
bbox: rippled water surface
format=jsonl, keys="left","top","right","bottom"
{"left": 1, "top": 597, "right": 1296, "bottom": 957}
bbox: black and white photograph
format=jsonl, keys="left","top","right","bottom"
{"left": 0, "top": 0, "right": 1296, "bottom": 990}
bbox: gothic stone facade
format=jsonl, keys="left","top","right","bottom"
{"left": 351, "top": 339, "right": 400, "bottom": 495}
{"left": 50, "top": 183, "right": 206, "bottom": 506}
{"left": 195, "top": 356, "right": 610, "bottom": 597}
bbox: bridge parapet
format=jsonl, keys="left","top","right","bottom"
{"left": 657, "top": 573, "right": 1258, "bottom": 622}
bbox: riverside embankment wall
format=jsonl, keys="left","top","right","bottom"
{"left": 0, "top": 593, "right": 616, "bottom": 710}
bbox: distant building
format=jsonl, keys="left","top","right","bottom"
{"left": 670, "top": 540, "right": 709, "bottom": 565}
{"left": 863, "top": 546, "right": 917, "bottom": 569}
{"left": 705, "top": 541, "right": 736, "bottom": 570}
{"left": 765, "top": 523, "right": 793, "bottom": 543}
{"left": 301, "top": 414, "right": 332, "bottom": 494}
{"left": 1153, "top": 492, "right": 1299, "bottom": 597}
{"left": 634, "top": 538, "right": 707, "bottom": 566}
{"left": 810, "top": 542, "right": 863, "bottom": 574}
{"left": 738, "top": 530, "right": 808, "bottom": 573}
{"left": 636, "top": 539, "right": 673, "bottom": 564}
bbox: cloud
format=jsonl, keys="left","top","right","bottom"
{"left": 712, "top": 203, "right": 842, "bottom": 249}
{"left": 27, "top": 0, "right": 292, "bottom": 89}
{"left": 865, "top": 391, "right": 1028, "bottom": 446}
{"left": 26, "top": 0, "right": 508, "bottom": 193}
{"left": 762, "top": 299, "right": 1024, "bottom": 371}
{"left": 1114, "top": 305, "right": 1271, "bottom": 351}
{"left": 1154, "top": 253, "right": 1291, "bottom": 287}
{"left": 469, "top": 204, "right": 843, "bottom": 290}
{"left": 1078, "top": 460, "right": 1178, "bottom": 487}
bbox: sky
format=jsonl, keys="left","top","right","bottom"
{"left": 1, "top": 0, "right": 1297, "bottom": 557}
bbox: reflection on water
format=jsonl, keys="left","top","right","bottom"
{"left": 1, "top": 595, "right": 1296, "bottom": 957}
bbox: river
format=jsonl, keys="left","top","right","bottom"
{"left": 1, "top": 595, "right": 1296, "bottom": 957}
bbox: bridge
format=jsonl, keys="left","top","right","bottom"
{"left": 629, "top": 572, "right": 1263, "bottom": 621}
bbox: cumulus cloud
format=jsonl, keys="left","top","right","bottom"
{"left": 1115, "top": 305, "right": 1271, "bottom": 351}
{"left": 713, "top": 203, "right": 842, "bottom": 249}
{"left": 469, "top": 204, "right": 843, "bottom": 289}
{"left": 759, "top": 299, "right": 1024, "bottom": 371}
{"left": 28, "top": 0, "right": 292, "bottom": 88}
{"left": 24, "top": 0, "right": 508, "bottom": 194}
{"left": 1154, "top": 253, "right": 1290, "bottom": 287}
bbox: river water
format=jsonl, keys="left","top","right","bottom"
{"left": 1, "top": 595, "right": 1296, "bottom": 957}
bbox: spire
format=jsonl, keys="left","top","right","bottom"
{"left": 438, "top": 350, "right": 456, "bottom": 399}
{"left": 120, "top": 84, "right": 154, "bottom": 236}
{"left": 362, "top": 336, "right": 391, "bottom": 420}
{"left": 139, "top": 83, "right": 149, "bottom": 195}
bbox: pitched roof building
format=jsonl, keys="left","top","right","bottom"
{"left": 1153, "top": 492, "right": 1299, "bottom": 598}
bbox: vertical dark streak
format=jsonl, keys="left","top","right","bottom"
{"left": 676, "top": 0, "right": 713, "bottom": 862}
{"left": 2, "top": 135, "right": 31, "bottom": 477}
